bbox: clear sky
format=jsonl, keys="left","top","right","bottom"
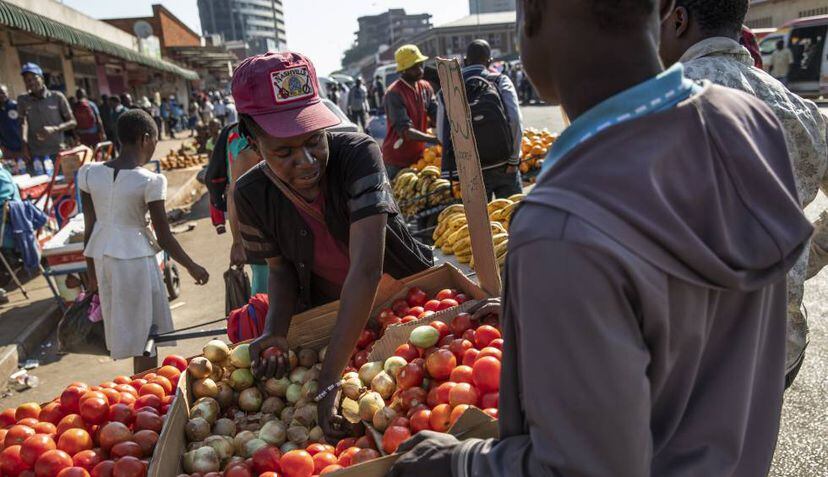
{"left": 60, "top": 0, "right": 471, "bottom": 76}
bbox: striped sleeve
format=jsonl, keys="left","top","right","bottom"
{"left": 234, "top": 186, "right": 279, "bottom": 260}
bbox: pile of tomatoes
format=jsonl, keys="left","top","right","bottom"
{"left": 0, "top": 355, "right": 188, "bottom": 477}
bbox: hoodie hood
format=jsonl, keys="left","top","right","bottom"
{"left": 527, "top": 84, "right": 812, "bottom": 291}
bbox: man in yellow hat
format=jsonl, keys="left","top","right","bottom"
{"left": 381, "top": 44, "right": 439, "bottom": 179}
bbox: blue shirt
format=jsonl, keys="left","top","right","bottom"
{"left": 0, "top": 100, "right": 22, "bottom": 152}
{"left": 544, "top": 64, "right": 701, "bottom": 171}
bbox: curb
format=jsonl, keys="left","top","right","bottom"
{"left": 0, "top": 303, "right": 61, "bottom": 386}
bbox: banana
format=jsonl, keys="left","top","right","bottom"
{"left": 487, "top": 199, "right": 513, "bottom": 215}
{"left": 500, "top": 202, "right": 519, "bottom": 220}
{"left": 507, "top": 193, "right": 526, "bottom": 202}
{"left": 491, "top": 221, "right": 507, "bottom": 235}
{"left": 447, "top": 225, "right": 470, "bottom": 246}
{"left": 454, "top": 236, "right": 472, "bottom": 255}
{"left": 441, "top": 242, "right": 455, "bottom": 254}
{"left": 492, "top": 233, "right": 509, "bottom": 246}
{"left": 493, "top": 238, "right": 509, "bottom": 257}
{"left": 439, "top": 204, "right": 464, "bottom": 222}
{"left": 456, "top": 252, "right": 472, "bottom": 264}
{"left": 421, "top": 166, "right": 441, "bottom": 178}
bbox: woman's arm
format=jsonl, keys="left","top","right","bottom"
{"left": 228, "top": 149, "right": 261, "bottom": 266}
{"left": 80, "top": 191, "right": 97, "bottom": 290}
{"left": 148, "top": 201, "right": 209, "bottom": 284}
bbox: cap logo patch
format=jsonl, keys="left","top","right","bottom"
{"left": 271, "top": 66, "right": 314, "bottom": 104}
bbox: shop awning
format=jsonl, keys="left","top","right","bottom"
{"left": 0, "top": 1, "right": 199, "bottom": 80}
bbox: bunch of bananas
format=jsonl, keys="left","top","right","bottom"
{"left": 488, "top": 194, "right": 524, "bottom": 231}
{"left": 392, "top": 166, "right": 453, "bottom": 216}
{"left": 412, "top": 145, "right": 442, "bottom": 171}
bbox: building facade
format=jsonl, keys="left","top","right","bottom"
{"left": 356, "top": 9, "right": 432, "bottom": 51}
{"left": 197, "top": 0, "right": 286, "bottom": 56}
{"left": 410, "top": 12, "right": 518, "bottom": 60}
{"left": 746, "top": 0, "right": 828, "bottom": 29}
{"left": 469, "top": 0, "right": 516, "bottom": 14}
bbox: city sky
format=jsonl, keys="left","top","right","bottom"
{"left": 60, "top": 0, "right": 471, "bottom": 76}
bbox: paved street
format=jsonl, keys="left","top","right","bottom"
{"left": 0, "top": 106, "right": 825, "bottom": 475}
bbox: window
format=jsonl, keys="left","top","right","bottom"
{"left": 800, "top": 7, "right": 828, "bottom": 18}
{"left": 747, "top": 17, "right": 773, "bottom": 29}
{"left": 759, "top": 35, "right": 782, "bottom": 55}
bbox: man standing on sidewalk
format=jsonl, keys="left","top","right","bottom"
{"left": 17, "top": 63, "right": 76, "bottom": 167}
{"left": 0, "top": 85, "right": 24, "bottom": 169}
{"left": 347, "top": 77, "right": 370, "bottom": 132}
{"left": 382, "top": 45, "right": 439, "bottom": 180}
{"left": 438, "top": 39, "right": 523, "bottom": 199}
{"left": 770, "top": 40, "right": 795, "bottom": 86}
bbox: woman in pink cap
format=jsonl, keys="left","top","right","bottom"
{"left": 230, "top": 52, "right": 433, "bottom": 437}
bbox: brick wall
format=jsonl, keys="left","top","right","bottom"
{"left": 154, "top": 5, "right": 200, "bottom": 48}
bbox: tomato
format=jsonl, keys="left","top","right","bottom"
{"left": 449, "top": 365, "right": 473, "bottom": 384}
{"left": 418, "top": 310, "right": 435, "bottom": 319}
{"left": 352, "top": 350, "right": 370, "bottom": 371}
{"left": 34, "top": 449, "right": 73, "bottom": 477}
{"left": 147, "top": 376, "right": 173, "bottom": 396}
{"left": 96, "top": 390, "right": 119, "bottom": 407}
{"left": 333, "top": 438, "right": 356, "bottom": 457}
{"left": 98, "top": 423, "right": 132, "bottom": 453}
{"left": 388, "top": 416, "right": 410, "bottom": 429}
{"left": 132, "top": 430, "right": 158, "bottom": 457}
{"left": 454, "top": 293, "right": 468, "bottom": 304}
{"left": 112, "top": 376, "right": 131, "bottom": 385}
{"left": 137, "top": 384, "right": 165, "bottom": 401}
{"left": 435, "top": 289, "right": 456, "bottom": 300}
{"left": 480, "top": 392, "right": 498, "bottom": 409}
{"left": 56, "top": 467, "right": 90, "bottom": 477}
{"left": 449, "top": 383, "right": 480, "bottom": 408}
{"left": 0, "top": 408, "right": 19, "bottom": 428}
{"left": 57, "top": 429, "right": 92, "bottom": 456}
{"left": 133, "top": 407, "right": 158, "bottom": 417}
{"left": 21, "top": 435, "right": 56, "bottom": 466}
{"left": 128, "top": 380, "right": 147, "bottom": 393}
{"left": 109, "top": 441, "right": 142, "bottom": 459}
{"left": 55, "top": 416, "right": 84, "bottom": 438}
{"left": 111, "top": 456, "right": 145, "bottom": 477}
{"left": 17, "top": 418, "right": 40, "bottom": 428}
{"left": 118, "top": 393, "right": 136, "bottom": 407}
{"left": 0, "top": 428, "right": 7, "bottom": 445}
{"left": 71, "top": 450, "right": 101, "bottom": 471}
{"left": 32, "top": 423, "right": 56, "bottom": 436}
{"left": 336, "top": 447, "right": 360, "bottom": 467}
{"left": 450, "top": 404, "right": 471, "bottom": 427}
{"left": 68, "top": 384, "right": 89, "bottom": 392}
{"left": 161, "top": 355, "right": 188, "bottom": 372}
{"left": 477, "top": 347, "right": 502, "bottom": 362}
{"left": 400, "top": 316, "right": 418, "bottom": 324}
{"left": 79, "top": 393, "right": 106, "bottom": 406}
{"left": 106, "top": 405, "right": 133, "bottom": 426}
{"left": 437, "top": 299, "right": 459, "bottom": 311}
{"left": 251, "top": 446, "right": 281, "bottom": 474}
{"left": 89, "top": 460, "right": 113, "bottom": 477}
{"left": 426, "top": 386, "right": 441, "bottom": 407}
{"left": 472, "top": 356, "right": 501, "bottom": 393}
{"left": 351, "top": 448, "right": 380, "bottom": 465}
{"left": 224, "top": 465, "right": 251, "bottom": 477}
{"left": 279, "top": 449, "right": 314, "bottom": 477}
{"left": 356, "top": 329, "right": 376, "bottom": 350}
{"left": 488, "top": 338, "right": 503, "bottom": 351}
{"left": 423, "top": 300, "right": 441, "bottom": 312}
{"left": 408, "top": 306, "right": 425, "bottom": 317}
{"left": 113, "top": 385, "right": 137, "bottom": 397}
{"left": 473, "top": 325, "right": 501, "bottom": 349}
{"left": 156, "top": 366, "right": 181, "bottom": 387}
{"left": 395, "top": 362, "right": 424, "bottom": 390}
{"left": 381, "top": 426, "right": 411, "bottom": 454}
{"left": 393, "top": 344, "right": 420, "bottom": 363}
{"left": 461, "top": 348, "right": 480, "bottom": 367}
{"left": 312, "top": 451, "right": 337, "bottom": 473}
{"left": 450, "top": 313, "right": 473, "bottom": 337}
{"left": 399, "top": 387, "right": 428, "bottom": 412}
{"left": 391, "top": 298, "right": 410, "bottom": 317}
{"left": 320, "top": 465, "right": 344, "bottom": 474}
{"left": 15, "top": 404, "right": 41, "bottom": 422}
{"left": 1, "top": 445, "right": 30, "bottom": 476}
{"left": 409, "top": 409, "right": 432, "bottom": 433}
{"left": 6, "top": 425, "right": 36, "bottom": 447}
{"left": 133, "top": 395, "right": 161, "bottom": 411}
{"left": 377, "top": 308, "right": 398, "bottom": 328}
{"left": 426, "top": 349, "right": 456, "bottom": 380}
{"left": 133, "top": 412, "right": 162, "bottom": 433}
{"left": 405, "top": 287, "right": 428, "bottom": 307}
{"left": 78, "top": 399, "right": 108, "bottom": 427}
{"left": 304, "top": 443, "right": 330, "bottom": 456}
{"left": 60, "top": 388, "right": 86, "bottom": 415}
{"left": 427, "top": 321, "right": 450, "bottom": 340}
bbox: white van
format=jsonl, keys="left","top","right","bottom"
{"left": 758, "top": 15, "right": 828, "bottom": 97}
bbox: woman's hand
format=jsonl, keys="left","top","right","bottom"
{"left": 249, "top": 332, "right": 290, "bottom": 379}
{"left": 187, "top": 264, "right": 210, "bottom": 285}
{"left": 317, "top": 390, "right": 353, "bottom": 442}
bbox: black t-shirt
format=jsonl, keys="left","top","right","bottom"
{"left": 234, "top": 132, "right": 433, "bottom": 310}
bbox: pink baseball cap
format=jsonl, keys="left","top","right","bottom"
{"left": 232, "top": 52, "right": 341, "bottom": 138}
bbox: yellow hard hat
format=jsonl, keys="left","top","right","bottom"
{"left": 395, "top": 44, "right": 429, "bottom": 73}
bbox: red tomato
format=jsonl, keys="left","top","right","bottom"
{"left": 0, "top": 408, "right": 18, "bottom": 428}
{"left": 320, "top": 464, "right": 344, "bottom": 474}
{"left": 59, "top": 388, "right": 86, "bottom": 414}
{"left": 488, "top": 338, "right": 503, "bottom": 351}
{"left": 400, "top": 316, "right": 418, "bottom": 324}
{"left": 351, "top": 448, "right": 380, "bottom": 465}
{"left": 450, "top": 404, "right": 471, "bottom": 427}
{"left": 406, "top": 287, "right": 428, "bottom": 307}
{"left": 483, "top": 408, "right": 499, "bottom": 419}
{"left": 15, "top": 404, "right": 41, "bottom": 422}
{"left": 133, "top": 407, "right": 158, "bottom": 417}
{"left": 79, "top": 393, "right": 106, "bottom": 405}
{"left": 55, "top": 416, "right": 84, "bottom": 438}
{"left": 20, "top": 435, "right": 56, "bottom": 467}
{"left": 279, "top": 450, "right": 314, "bottom": 477}
{"left": 399, "top": 387, "right": 428, "bottom": 412}
{"left": 418, "top": 310, "right": 435, "bottom": 319}
{"left": 128, "top": 380, "right": 147, "bottom": 393}
{"left": 34, "top": 449, "right": 73, "bottom": 477}
{"left": 36, "top": 404, "right": 64, "bottom": 427}
{"left": 1, "top": 445, "right": 30, "bottom": 476}
{"left": 426, "top": 386, "right": 441, "bottom": 407}
{"left": 89, "top": 461, "right": 113, "bottom": 477}
{"left": 333, "top": 438, "right": 356, "bottom": 457}
{"left": 356, "top": 329, "right": 376, "bottom": 350}
{"left": 113, "top": 385, "right": 137, "bottom": 397}
{"left": 437, "top": 299, "right": 459, "bottom": 311}
{"left": 336, "top": 447, "right": 359, "bottom": 467}
{"left": 408, "top": 306, "right": 425, "bottom": 317}
{"left": 110, "top": 456, "right": 145, "bottom": 477}
{"left": 118, "top": 393, "right": 136, "bottom": 407}
{"left": 17, "top": 418, "right": 40, "bottom": 428}
{"left": 147, "top": 377, "right": 173, "bottom": 396}
{"left": 97, "top": 423, "right": 132, "bottom": 453}
{"left": 71, "top": 450, "right": 101, "bottom": 471}
{"left": 449, "top": 383, "right": 480, "bottom": 408}
{"left": 56, "top": 468, "right": 90, "bottom": 477}
{"left": 391, "top": 298, "right": 411, "bottom": 317}
{"left": 224, "top": 465, "right": 251, "bottom": 477}
{"left": 423, "top": 300, "right": 441, "bottom": 312}
{"left": 32, "top": 423, "right": 56, "bottom": 436}
{"left": 425, "top": 349, "right": 456, "bottom": 380}
{"left": 57, "top": 429, "right": 92, "bottom": 456}
{"left": 354, "top": 436, "right": 375, "bottom": 450}
{"left": 477, "top": 347, "right": 502, "bottom": 362}
{"left": 304, "top": 443, "right": 330, "bottom": 456}
{"left": 155, "top": 366, "right": 181, "bottom": 387}
{"left": 472, "top": 356, "right": 501, "bottom": 392}
{"left": 428, "top": 321, "right": 450, "bottom": 339}
{"left": 132, "top": 430, "right": 158, "bottom": 457}
{"left": 6, "top": 425, "right": 36, "bottom": 448}
{"left": 106, "top": 404, "right": 133, "bottom": 426}
{"left": 109, "top": 441, "right": 142, "bottom": 459}
{"left": 259, "top": 473, "right": 279, "bottom": 477}
{"left": 450, "top": 313, "right": 473, "bottom": 337}
{"left": 409, "top": 409, "right": 432, "bottom": 433}
{"left": 394, "top": 344, "right": 420, "bottom": 362}
{"left": 311, "top": 451, "right": 336, "bottom": 473}
{"left": 381, "top": 426, "right": 411, "bottom": 454}
{"left": 454, "top": 293, "right": 468, "bottom": 304}
{"left": 112, "top": 376, "right": 131, "bottom": 385}
{"left": 473, "top": 325, "right": 501, "bottom": 349}
{"left": 78, "top": 399, "right": 107, "bottom": 427}
{"left": 352, "top": 350, "right": 370, "bottom": 371}
{"left": 133, "top": 412, "right": 162, "bottom": 434}
{"left": 480, "top": 392, "right": 499, "bottom": 409}
{"left": 133, "top": 395, "right": 161, "bottom": 412}
{"left": 251, "top": 446, "right": 280, "bottom": 474}
{"left": 97, "top": 390, "right": 120, "bottom": 407}
{"left": 161, "top": 355, "right": 187, "bottom": 372}
{"left": 462, "top": 348, "right": 480, "bottom": 367}
{"left": 435, "top": 289, "right": 457, "bottom": 300}
{"left": 450, "top": 365, "right": 474, "bottom": 384}
{"left": 388, "top": 416, "right": 410, "bottom": 429}
{"left": 137, "top": 384, "right": 164, "bottom": 401}
{"left": 396, "top": 363, "right": 424, "bottom": 390}
{"left": 462, "top": 329, "right": 476, "bottom": 343}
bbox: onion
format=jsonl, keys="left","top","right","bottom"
{"left": 204, "top": 435, "right": 234, "bottom": 461}
{"left": 372, "top": 406, "right": 397, "bottom": 432}
{"left": 289, "top": 367, "right": 308, "bottom": 384}
{"left": 192, "top": 378, "right": 219, "bottom": 399}
{"left": 301, "top": 380, "right": 319, "bottom": 401}
{"left": 229, "top": 344, "right": 252, "bottom": 368}
{"left": 233, "top": 430, "right": 256, "bottom": 456}
{"left": 288, "top": 350, "right": 298, "bottom": 369}
{"left": 358, "top": 391, "right": 385, "bottom": 421}
{"left": 258, "top": 420, "right": 287, "bottom": 446}
{"left": 203, "top": 340, "right": 231, "bottom": 363}
{"left": 341, "top": 375, "right": 363, "bottom": 401}
{"left": 383, "top": 356, "right": 407, "bottom": 378}
{"left": 212, "top": 418, "right": 236, "bottom": 437}
{"left": 261, "top": 396, "right": 286, "bottom": 415}
{"left": 292, "top": 405, "right": 316, "bottom": 427}
{"left": 214, "top": 382, "right": 235, "bottom": 410}
{"left": 302, "top": 367, "right": 321, "bottom": 384}
{"left": 239, "top": 387, "right": 263, "bottom": 412}
{"left": 286, "top": 426, "right": 309, "bottom": 445}
{"left": 341, "top": 397, "right": 360, "bottom": 423}
{"left": 191, "top": 397, "right": 220, "bottom": 424}
{"left": 183, "top": 446, "right": 219, "bottom": 474}
{"left": 371, "top": 371, "right": 396, "bottom": 400}
{"left": 280, "top": 441, "right": 299, "bottom": 454}
{"left": 244, "top": 438, "right": 268, "bottom": 458}
{"left": 265, "top": 377, "right": 290, "bottom": 397}
{"left": 186, "top": 441, "right": 205, "bottom": 451}
{"left": 188, "top": 357, "right": 213, "bottom": 379}
{"left": 318, "top": 346, "right": 327, "bottom": 362}
{"left": 298, "top": 348, "right": 317, "bottom": 368}
{"left": 308, "top": 426, "right": 324, "bottom": 443}
{"left": 230, "top": 368, "right": 255, "bottom": 391}
{"left": 280, "top": 406, "right": 295, "bottom": 424}
{"left": 186, "top": 417, "right": 211, "bottom": 442}
{"left": 358, "top": 362, "right": 384, "bottom": 386}
{"left": 285, "top": 383, "right": 302, "bottom": 404}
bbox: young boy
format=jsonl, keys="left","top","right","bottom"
{"left": 389, "top": 1, "right": 812, "bottom": 476}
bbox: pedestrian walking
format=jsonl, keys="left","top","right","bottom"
{"left": 382, "top": 44, "right": 439, "bottom": 180}
{"left": 201, "top": 97, "right": 215, "bottom": 125}
{"left": 770, "top": 40, "right": 795, "bottom": 85}
{"left": 214, "top": 94, "right": 227, "bottom": 126}
{"left": 0, "top": 85, "right": 24, "bottom": 170}
{"left": 388, "top": 1, "right": 811, "bottom": 476}
{"left": 188, "top": 96, "right": 200, "bottom": 137}
{"left": 71, "top": 88, "right": 105, "bottom": 148}
{"left": 17, "top": 63, "right": 77, "bottom": 169}
{"left": 372, "top": 75, "right": 385, "bottom": 111}
{"left": 660, "top": 0, "right": 828, "bottom": 388}
{"left": 106, "top": 95, "right": 127, "bottom": 149}
{"left": 347, "top": 77, "right": 370, "bottom": 131}
{"left": 160, "top": 97, "right": 172, "bottom": 139}
{"left": 224, "top": 97, "right": 238, "bottom": 125}
{"left": 79, "top": 109, "right": 209, "bottom": 373}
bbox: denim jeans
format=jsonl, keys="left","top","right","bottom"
{"left": 483, "top": 166, "right": 523, "bottom": 200}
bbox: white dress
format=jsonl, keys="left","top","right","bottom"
{"left": 78, "top": 163, "right": 174, "bottom": 359}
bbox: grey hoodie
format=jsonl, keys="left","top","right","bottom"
{"left": 453, "top": 85, "right": 812, "bottom": 476}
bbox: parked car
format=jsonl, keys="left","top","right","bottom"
{"left": 758, "top": 15, "right": 828, "bottom": 97}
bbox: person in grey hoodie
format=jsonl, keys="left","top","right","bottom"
{"left": 388, "top": 1, "right": 812, "bottom": 476}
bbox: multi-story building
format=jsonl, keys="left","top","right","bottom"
{"left": 356, "top": 9, "right": 432, "bottom": 51}
{"left": 746, "top": 0, "right": 828, "bottom": 29}
{"left": 469, "top": 0, "right": 516, "bottom": 14}
{"left": 409, "top": 11, "right": 518, "bottom": 60}
{"left": 197, "top": 0, "right": 287, "bottom": 56}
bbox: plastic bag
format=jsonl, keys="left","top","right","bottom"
{"left": 227, "top": 293, "right": 269, "bottom": 344}
{"left": 224, "top": 266, "right": 251, "bottom": 316}
{"left": 57, "top": 292, "right": 108, "bottom": 355}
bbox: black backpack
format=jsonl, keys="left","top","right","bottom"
{"left": 443, "top": 74, "right": 513, "bottom": 173}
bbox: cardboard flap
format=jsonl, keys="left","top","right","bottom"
{"left": 436, "top": 58, "right": 502, "bottom": 297}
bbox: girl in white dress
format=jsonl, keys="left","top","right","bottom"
{"left": 79, "top": 109, "right": 209, "bottom": 373}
